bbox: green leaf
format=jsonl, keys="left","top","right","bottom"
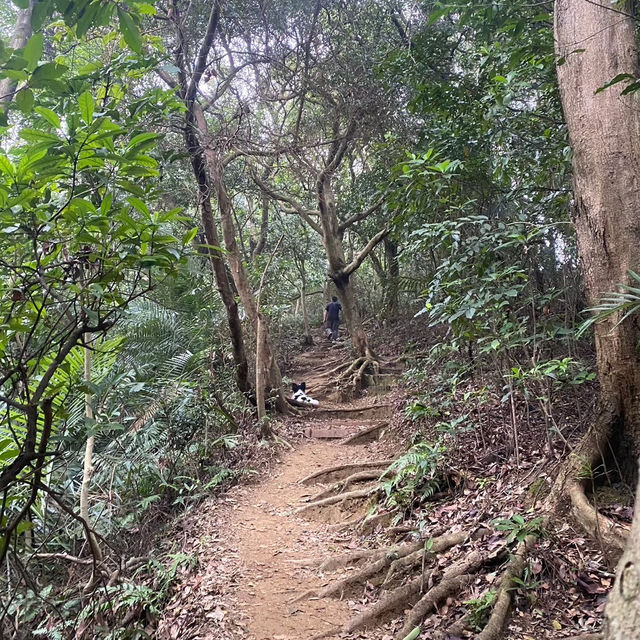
{"left": 128, "top": 196, "right": 149, "bottom": 216}
{"left": 23, "top": 33, "right": 43, "bottom": 72}
{"left": 35, "top": 105, "right": 61, "bottom": 128}
{"left": 78, "top": 90, "right": 94, "bottom": 124}
{"left": 401, "top": 628, "right": 420, "bottom": 640}
{"left": 100, "top": 191, "right": 113, "bottom": 215}
{"left": 181, "top": 227, "right": 198, "bottom": 245}
{"left": 12, "top": 0, "right": 30, "bottom": 8}
{"left": 15, "top": 88, "right": 34, "bottom": 113}
{"left": 30, "top": 62, "right": 67, "bottom": 88}
{"left": 0, "top": 155, "right": 13, "bottom": 175}
{"left": 117, "top": 8, "right": 142, "bottom": 54}
{"left": 32, "top": 0, "right": 54, "bottom": 31}
{"left": 134, "top": 2, "right": 156, "bottom": 15}
{"left": 595, "top": 73, "right": 635, "bottom": 95}
{"left": 620, "top": 81, "right": 640, "bottom": 96}
{"left": 16, "top": 520, "right": 34, "bottom": 535}
{"left": 19, "top": 128, "right": 60, "bottom": 145}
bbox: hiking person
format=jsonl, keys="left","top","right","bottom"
{"left": 324, "top": 296, "right": 342, "bottom": 341}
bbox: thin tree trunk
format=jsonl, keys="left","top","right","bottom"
{"left": 0, "top": 0, "right": 33, "bottom": 111}
{"left": 555, "top": 0, "right": 640, "bottom": 483}
{"left": 79, "top": 343, "right": 102, "bottom": 566}
{"left": 255, "top": 236, "right": 283, "bottom": 430}
{"left": 183, "top": 107, "right": 251, "bottom": 394}
{"left": 384, "top": 237, "right": 399, "bottom": 319}
{"left": 194, "top": 106, "right": 288, "bottom": 412}
{"left": 300, "top": 281, "right": 313, "bottom": 346}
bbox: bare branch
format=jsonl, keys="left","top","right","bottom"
{"left": 251, "top": 170, "right": 323, "bottom": 234}
{"left": 344, "top": 227, "right": 390, "bottom": 276}
{"left": 338, "top": 194, "right": 386, "bottom": 232}
{"left": 186, "top": 0, "right": 222, "bottom": 104}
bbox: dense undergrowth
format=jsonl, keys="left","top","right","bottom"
{"left": 284, "top": 320, "right": 620, "bottom": 639}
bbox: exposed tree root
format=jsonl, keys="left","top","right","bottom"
{"left": 296, "top": 486, "right": 377, "bottom": 514}
{"left": 310, "top": 469, "right": 386, "bottom": 502}
{"left": 476, "top": 535, "right": 535, "bottom": 640}
{"left": 316, "top": 360, "right": 352, "bottom": 379}
{"left": 394, "top": 550, "right": 491, "bottom": 639}
{"left": 305, "top": 401, "right": 629, "bottom": 640}
{"left": 335, "top": 355, "right": 381, "bottom": 390}
{"left": 341, "top": 421, "right": 388, "bottom": 445}
{"left": 432, "top": 615, "right": 471, "bottom": 640}
{"left": 547, "top": 407, "right": 628, "bottom": 556}
{"left": 299, "top": 459, "right": 394, "bottom": 484}
{"left": 300, "top": 529, "right": 475, "bottom": 606}
{"left": 316, "top": 548, "right": 380, "bottom": 572}
{"left": 347, "top": 549, "right": 488, "bottom": 635}
{"left": 567, "top": 479, "right": 627, "bottom": 554}
{"left": 354, "top": 510, "right": 393, "bottom": 534}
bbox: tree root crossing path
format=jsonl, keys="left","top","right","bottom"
{"left": 158, "top": 340, "right": 397, "bottom": 640}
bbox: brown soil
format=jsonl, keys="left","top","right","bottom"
{"left": 157, "top": 334, "right": 396, "bottom": 640}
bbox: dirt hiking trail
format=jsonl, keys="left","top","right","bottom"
{"left": 157, "top": 334, "right": 397, "bottom": 640}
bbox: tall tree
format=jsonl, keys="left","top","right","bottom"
{"left": 162, "top": 0, "right": 289, "bottom": 411}
{"left": 245, "top": 0, "right": 402, "bottom": 363}
{"left": 554, "top": 0, "right": 640, "bottom": 554}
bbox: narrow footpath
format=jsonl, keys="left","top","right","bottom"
{"left": 157, "top": 335, "right": 396, "bottom": 640}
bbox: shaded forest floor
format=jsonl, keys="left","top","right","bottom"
{"left": 155, "top": 327, "right": 629, "bottom": 640}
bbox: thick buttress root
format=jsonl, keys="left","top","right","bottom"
{"left": 547, "top": 405, "right": 629, "bottom": 556}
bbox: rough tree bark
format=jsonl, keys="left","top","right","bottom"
{"left": 556, "top": 4, "right": 640, "bottom": 632}
{"left": 197, "top": 109, "right": 288, "bottom": 413}
{"left": 183, "top": 108, "right": 251, "bottom": 394}
{"left": 555, "top": 0, "right": 640, "bottom": 483}
{"left": 315, "top": 125, "right": 386, "bottom": 359}
{"left": 604, "top": 464, "right": 640, "bottom": 638}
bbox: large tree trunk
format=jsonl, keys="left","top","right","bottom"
{"left": 183, "top": 108, "right": 251, "bottom": 394}
{"left": 604, "top": 465, "right": 640, "bottom": 639}
{"left": 555, "top": 0, "right": 640, "bottom": 483}
{"left": 318, "top": 179, "right": 372, "bottom": 358}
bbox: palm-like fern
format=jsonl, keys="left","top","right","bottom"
{"left": 577, "top": 269, "right": 640, "bottom": 337}
{"left": 382, "top": 440, "right": 447, "bottom": 511}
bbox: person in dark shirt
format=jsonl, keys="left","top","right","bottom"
{"left": 324, "top": 296, "right": 342, "bottom": 341}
